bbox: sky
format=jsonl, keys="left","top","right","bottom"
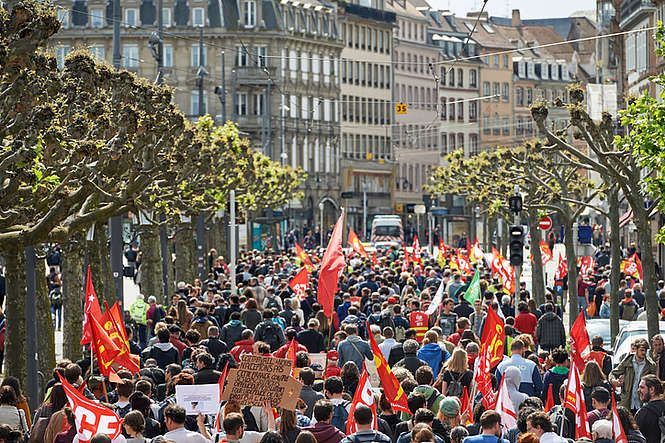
{"left": 426, "top": 0, "right": 597, "bottom": 19}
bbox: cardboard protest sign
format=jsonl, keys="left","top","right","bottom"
{"left": 222, "top": 354, "right": 303, "bottom": 410}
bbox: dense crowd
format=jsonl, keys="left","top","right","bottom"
{"left": 0, "top": 241, "right": 662, "bottom": 443}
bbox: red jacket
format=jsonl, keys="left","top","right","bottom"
{"left": 170, "top": 337, "right": 187, "bottom": 358}
{"left": 230, "top": 339, "right": 255, "bottom": 362}
{"left": 514, "top": 312, "right": 538, "bottom": 337}
{"left": 273, "top": 341, "right": 308, "bottom": 359}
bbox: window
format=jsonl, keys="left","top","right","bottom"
{"left": 89, "top": 45, "right": 105, "bottom": 62}
{"left": 163, "top": 44, "right": 173, "bottom": 67}
{"left": 55, "top": 45, "right": 70, "bottom": 70}
{"left": 483, "top": 115, "right": 490, "bottom": 134}
{"left": 449, "top": 98, "right": 455, "bottom": 120}
{"left": 440, "top": 68, "right": 446, "bottom": 85}
{"left": 516, "top": 87, "right": 524, "bottom": 106}
{"left": 441, "top": 133, "right": 448, "bottom": 155}
{"left": 502, "top": 117, "right": 510, "bottom": 135}
{"left": 469, "top": 69, "right": 477, "bottom": 88}
{"left": 518, "top": 62, "right": 526, "bottom": 78}
{"left": 503, "top": 55, "right": 509, "bottom": 68}
{"left": 561, "top": 64, "right": 569, "bottom": 80}
{"left": 162, "top": 8, "right": 172, "bottom": 26}
{"left": 527, "top": 62, "right": 535, "bottom": 79}
{"left": 527, "top": 88, "right": 533, "bottom": 105}
{"left": 551, "top": 63, "right": 559, "bottom": 80}
{"left": 540, "top": 63, "right": 549, "bottom": 80}
{"left": 235, "top": 46, "right": 247, "bottom": 67}
{"left": 90, "top": 8, "right": 104, "bottom": 27}
{"left": 57, "top": 9, "right": 69, "bottom": 28}
{"left": 457, "top": 101, "right": 464, "bottom": 121}
{"left": 235, "top": 92, "right": 247, "bottom": 116}
{"left": 493, "top": 55, "right": 499, "bottom": 67}
{"left": 244, "top": 1, "right": 256, "bottom": 27}
{"left": 493, "top": 115, "right": 500, "bottom": 135}
{"left": 122, "top": 44, "right": 138, "bottom": 67}
{"left": 502, "top": 83, "right": 509, "bottom": 102}
{"left": 253, "top": 93, "right": 264, "bottom": 115}
{"left": 449, "top": 69, "right": 455, "bottom": 87}
{"left": 191, "top": 45, "right": 207, "bottom": 66}
{"left": 527, "top": 120, "right": 533, "bottom": 134}
{"left": 457, "top": 68, "right": 463, "bottom": 87}
{"left": 191, "top": 91, "right": 208, "bottom": 115}
{"left": 440, "top": 98, "right": 447, "bottom": 120}
{"left": 483, "top": 82, "right": 490, "bottom": 99}
{"left": 457, "top": 133, "right": 464, "bottom": 151}
{"left": 493, "top": 82, "right": 500, "bottom": 101}
{"left": 470, "top": 134, "right": 479, "bottom": 155}
{"left": 449, "top": 134, "right": 456, "bottom": 151}
{"left": 517, "top": 117, "right": 524, "bottom": 134}
{"left": 124, "top": 8, "right": 138, "bottom": 26}
{"left": 193, "top": 7, "right": 205, "bottom": 26}
{"left": 255, "top": 46, "right": 267, "bottom": 67}
{"left": 469, "top": 102, "right": 477, "bottom": 121}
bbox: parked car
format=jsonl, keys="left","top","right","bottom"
{"left": 612, "top": 321, "right": 665, "bottom": 366}
{"left": 585, "top": 318, "right": 629, "bottom": 352}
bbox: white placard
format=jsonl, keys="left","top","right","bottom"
{"left": 175, "top": 384, "right": 220, "bottom": 415}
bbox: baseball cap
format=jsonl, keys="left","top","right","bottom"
{"left": 439, "top": 397, "right": 461, "bottom": 418}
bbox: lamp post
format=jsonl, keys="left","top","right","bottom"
{"left": 319, "top": 202, "right": 324, "bottom": 248}
{"left": 362, "top": 183, "right": 369, "bottom": 241}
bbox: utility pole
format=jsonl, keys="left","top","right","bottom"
{"left": 111, "top": 0, "right": 124, "bottom": 306}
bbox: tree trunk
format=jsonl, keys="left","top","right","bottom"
{"left": 608, "top": 188, "right": 622, "bottom": 346}
{"left": 528, "top": 212, "right": 546, "bottom": 306}
{"left": 62, "top": 234, "right": 86, "bottom": 361}
{"left": 159, "top": 217, "right": 173, "bottom": 298}
{"left": 35, "top": 254, "right": 56, "bottom": 384}
{"left": 140, "top": 224, "right": 165, "bottom": 304}
{"left": 175, "top": 222, "right": 196, "bottom": 285}
{"left": 4, "top": 245, "right": 26, "bottom": 384}
{"left": 563, "top": 217, "right": 578, "bottom": 329}
{"left": 631, "top": 200, "right": 659, "bottom": 339}
{"left": 97, "top": 223, "right": 115, "bottom": 305}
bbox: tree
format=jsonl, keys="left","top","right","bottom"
{"left": 531, "top": 85, "right": 661, "bottom": 339}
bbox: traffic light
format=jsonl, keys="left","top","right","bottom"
{"left": 509, "top": 225, "right": 524, "bottom": 266}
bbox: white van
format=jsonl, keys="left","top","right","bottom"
{"left": 371, "top": 215, "right": 404, "bottom": 248}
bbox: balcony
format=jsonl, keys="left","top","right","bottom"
{"left": 619, "top": 0, "right": 656, "bottom": 29}
{"left": 234, "top": 66, "right": 277, "bottom": 84}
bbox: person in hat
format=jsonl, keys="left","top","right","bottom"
{"left": 325, "top": 351, "right": 341, "bottom": 378}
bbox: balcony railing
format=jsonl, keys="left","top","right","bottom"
{"left": 619, "top": 0, "right": 656, "bottom": 27}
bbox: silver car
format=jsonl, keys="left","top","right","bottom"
{"left": 612, "top": 321, "right": 665, "bottom": 366}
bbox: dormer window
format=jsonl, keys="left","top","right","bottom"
{"left": 244, "top": 1, "right": 256, "bottom": 27}
{"left": 518, "top": 61, "right": 525, "bottom": 78}
{"left": 192, "top": 7, "right": 204, "bottom": 26}
{"left": 124, "top": 8, "right": 138, "bottom": 27}
{"left": 551, "top": 63, "right": 559, "bottom": 80}
{"left": 527, "top": 62, "right": 535, "bottom": 79}
{"left": 540, "top": 63, "right": 549, "bottom": 80}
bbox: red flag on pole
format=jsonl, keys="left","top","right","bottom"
{"left": 214, "top": 363, "right": 230, "bottom": 432}
{"left": 371, "top": 252, "right": 378, "bottom": 266}
{"left": 346, "top": 365, "right": 378, "bottom": 435}
{"left": 611, "top": 393, "right": 628, "bottom": 443}
{"left": 539, "top": 240, "right": 553, "bottom": 265}
{"left": 57, "top": 373, "right": 123, "bottom": 442}
{"left": 367, "top": 322, "right": 409, "bottom": 413}
{"left": 480, "top": 307, "right": 505, "bottom": 369}
{"left": 460, "top": 387, "right": 474, "bottom": 424}
{"left": 100, "top": 308, "right": 140, "bottom": 374}
{"left": 544, "top": 384, "right": 554, "bottom": 413}
{"left": 570, "top": 310, "right": 591, "bottom": 370}
{"left": 555, "top": 252, "right": 568, "bottom": 281}
{"left": 348, "top": 229, "right": 369, "bottom": 258}
{"left": 402, "top": 245, "right": 410, "bottom": 272}
{"left": 80, "top": 266, "right": 103, "bottom": 346}
{"left": 412, "top": 235, "right": 422, "bottom": 264}
{"left": 89, "top": 314, "right": 121, "bottom": 377}
{"left": 289, "top": 267, "right": 309, "bottom": 301}
{"left": 296, "top": 244, "right": 315, "bottom": 271}
{"left": 317, "top": 210, "right": 346, "bottom": 317}
{"left": 563, "top": 359, "right": 591, "bottom": 440}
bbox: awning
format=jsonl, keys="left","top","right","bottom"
{"left": 619, "top": 208, "right": 633, "bottom": 228}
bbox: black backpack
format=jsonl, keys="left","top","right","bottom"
{"left": 260, "top": 321, "right": 282, "bottom": 351}
{"left": 377, "top": 312, "right": 395, "bottom": 331}
{"left": 266, "top": 295, "right": 281, "bottom": 311}
{"left": 446, "top": 371, "right": 464, "bottom": 397}
{"left": 49, "top": 289, "right": 63, "bottom": 309}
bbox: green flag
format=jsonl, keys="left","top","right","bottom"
{"left": 463, "top": 270, "right": 481, "bottom": 304}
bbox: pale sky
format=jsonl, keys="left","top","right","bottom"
{"left": 427, "top": 0, "right": 597, "bottom": 19}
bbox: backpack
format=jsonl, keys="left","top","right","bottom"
{"left": 425, "top": 390, "right": 443, "bottom": 411}
{"left": 622, "top": 303, "right": 637, "bottom": 321}
{"left": 114, "top": 403, "right": 132, "bottom": 418}
{"left": 446, "top": 371, "right": 464, "bottom": 397}
{"left": 377, "top": 312, "right": 395, "bottom": 332}
{"left": 645, "top": 403, "right": 665, "bottom": 443}
{"left": 331, "top": 400, "right": 350, "bottom": 432}
{"left": 260, "top": 322, "right": 281, "bottom": 351}
{"left": 266, "top": 295, "right": 280, "bottom": 311}
{"left": 27, "top": 416, "right": 49, "bottom": 443}
{"left": 49, "top": 289, "right": 63, "bottom": 309}
{"left": 394, "top": 317, "right": 406, "bottom": 342}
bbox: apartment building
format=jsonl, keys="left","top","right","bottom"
{"left": 388, "top": 0, "right": 440, "bottom": 217}
{"left": 619, "top": 0, "right": 660, "bottom": 96}
{"left": 338, "top": 1, "right": 396, "bottom": 236}
{"left": 52, "top": 0, "right": 343, "bottom": 230}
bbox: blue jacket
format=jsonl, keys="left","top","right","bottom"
{"left": 337, "top": 302, "right": 351, "bottom": 322}
{"left": 337, "top": 335, "right": 373, "bottom": 370}
{"left": 417, "top": 343, "right": 449, "bottom": 380}
{"left": 496, "top": 354, "right": 543, "bottom": 398}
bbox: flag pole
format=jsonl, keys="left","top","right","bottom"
{"left": 101, "top": 378, "right": 109, "bottom": 404}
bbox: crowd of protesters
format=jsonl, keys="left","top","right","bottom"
{"left": 0, "top": 241, "right": 662, "bottom": 443}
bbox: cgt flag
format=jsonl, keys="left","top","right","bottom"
{"left": 412, "top": 235, "right": 422, "bottom": 264}
{"left": 57, "top": 373, "right": 123, "bottom": 442}
{"left": 479, "top": 307, "right": 505, "bottom": 368}
{"left": 563, "top": 358, "right": 591, "bottom": 440}
{"left": 367, "top": 322, "right": 409, "bottom": 412}
{"left": 100, "top": 306, "right": 140, "bottom": 374}
{"left": 348, "top": 229, "right": 369, "bottom": 258}
{"left": 570, "top": 310, "right": 591, "bottom": 370}
{"left": 296, "top": 244, "right": 315, "bottom": 271}
{"left": 289, "top": 267, "right": 309, "bottom": 301}
{"left": 89, "top": 314, "right": 121, "bottom": 377}
{"left": 346, "top": 365, "right": 378, "bottom": 435}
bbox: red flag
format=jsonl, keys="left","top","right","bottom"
{"left": 317, "top": 210, "right": 346, "bottom": 318}
{"left": 296, "top": 244, "right": 315, "bottom": 271}
{"left": 563, "top": 359, "right": 591, "bottom": 439}
{"left": 402, "top": 246, "right": 411, "bottom": 272}
{"left": 539, "top": 240, "right": 553, "bottom": 266}
{"left": 469, "top": 239, "right": 484, "bottom": 263}
{"left": 480, "top": 307, "right": 504, "bottom": 369}
{"left": 544, "top": 384, "right": 554, "bottom": 412}
{"left": 214, "top": 363, "right": 230, "bottom": 432}
{"left": 367, "top": 322, "right": 409, "bottom": 413}
{"left": 495, "top": 377, "right": 517, "bottom": 430}
{"left": 611, "top": 393, "right": 628, "bottom": 443}
{"left": 466, "top": 237, "right": 472, "bottom": 256}
{"left": 412, "top": 235, "right": 422, "bottom": 264}
{"left": 570, "top": 311, "right": 591, "bottom": 370}
{"left": 371, "top": 252, "right": 378, "bottom": 266}
{"left": 287, "top": 338, "right": 297, "bottom": 371}
{"left": 457, "top": 251, "right": 471, "bottom": 274}
{"left": 89, "top": 314, "right": 121, "bottom": 377}
{"left": 57, "top": 373, "right": 123, "bottom": 442}
{"left": 80, "top": 266, "right": 103, "bottom": 346}
{"left": 628, "top": 253, "right": 643, "bottom": 280}
{"left": 460, "top": 387, "right": 473, "bottom": 424}
{"left": 577, "top": 256, "right": 595, "bottom": 276}
{"left": 100, "top": 308, "right": 140, "bottom": 374}
{"left": 555, "top": 252, "right": 568, "bottom": 281}
{"left": 439, "top": 239, "right": 448, "bottom": 257}
{"left": 289, "top": 267, "right": 309, "bottom": 301}
{"left": 348, "top": 229, "right": 369, "bottom": 258}
{"left": 474, "top": 339, "right": 497, "bottom": 409}
{"left": 491, "top": 247, "right": 501, "bottom": 278}
{"left": 346, "top": 365, "right": 378, "bottom": 435}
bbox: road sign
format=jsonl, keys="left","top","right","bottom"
{"left": 414, "top": 205, "right": 426, "bottom": 215}
{"left": 341, "top": 192, "right": 354, "bottom": 199}
{"left": 538, "top": 216, "right": 552, "bottom": 231}
{"left": 395, "top": 103, "right": 407, "bottom": 114}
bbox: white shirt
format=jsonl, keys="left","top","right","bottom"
{"left": 379, "top": 338, "right": 396, "bottom": 361}
{"left": 540, "top": 432, "right": 568, "bottom": 443}
{"left": 163, "top": 426, "right": 212, "bottom": 443}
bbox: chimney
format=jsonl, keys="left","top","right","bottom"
{"left": 512, "top": 9, "right": 521, "bottom": 27}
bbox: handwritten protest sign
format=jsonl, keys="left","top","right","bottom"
{"left": 222, "top": 354, "right": 303, "bottom": 410}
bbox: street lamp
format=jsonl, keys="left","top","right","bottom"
{"left": 362, "top": 183, "right": 369, "bottom": 241}
{"left": 319, "top": 202, "right": 324, "bottom": 248}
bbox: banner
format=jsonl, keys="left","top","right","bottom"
{"left": 480, "top": 307, "right": 505, "bottom": 368}
{"left": 289, "top": 267, "right": 309, "bottom": 301}
{"left": 539, "top": 240, "right": 553, "bottom": 266}
{"left": 366, "top": 322, "right": 409, "bottom": 413}
{"left": 348, "top": 229, "right": 369, "bottom": 258}
{"left": 346, "top": 366, "right": 378, "bottom": 435}
{"left": 563, "top": 359, "right": 591, "bottom": 440}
